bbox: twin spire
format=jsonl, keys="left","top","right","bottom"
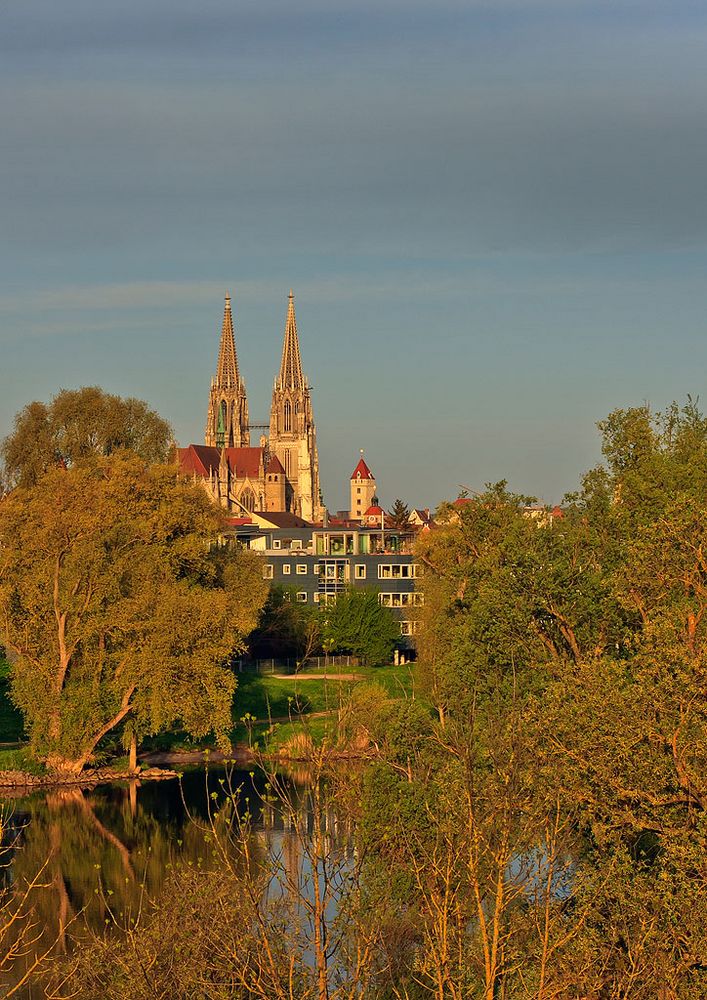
{"left": 206, "top": 289, "right": 322, "bottom": 520}
{"left": 215, "top": 289, "right": 305, "bottom": 393}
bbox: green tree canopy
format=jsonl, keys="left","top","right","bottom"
{"left": 1, "top": 386, "right": 173, "bottom": 489}
{"left": 322, "top": 588, "right": 400, "bottom": 666}
{"left": 387, "top": 498, "right": 411, "bottom": 529}
{"left": 249, "top": 585, "right": 323, "bottom": 667}
{"left": 0, "top": 454, "right": 267, "bottom": 774}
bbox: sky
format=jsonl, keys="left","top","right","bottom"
{"left": 1, "top": 0, "right": 706, "bottom": 510}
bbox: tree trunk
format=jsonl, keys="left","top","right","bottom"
{"left": 129, "top": 731, "right": 137, "bottom": 773}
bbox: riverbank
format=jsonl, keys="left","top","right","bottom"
{"left": 0, "top": 765, "right": 179, "bottom": 791}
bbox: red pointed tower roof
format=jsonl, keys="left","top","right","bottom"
{"left": 351, "top": 451, "right": 374, "bottom": 480}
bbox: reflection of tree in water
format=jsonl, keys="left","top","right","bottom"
{"left": 3, "top": 780, "right": 189, "bottom": 993}
{"left": 1, "top": 766, "right": 319, "bottom": 994}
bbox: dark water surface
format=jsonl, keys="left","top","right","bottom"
{"left": 1, "top": 765, "right": 314, "bottom": 997}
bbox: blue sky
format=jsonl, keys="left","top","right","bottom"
{"left": 2, "top": 0, "right": 706, "bottom": 509}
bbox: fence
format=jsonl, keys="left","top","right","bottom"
{"left": 234, "top": 654, "right": 362, "bottom": 675}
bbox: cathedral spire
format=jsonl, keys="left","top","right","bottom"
{"left": 205, "top": 293, "right": 249, "bottom": 448}
{"left": 277, "top": 290, "right": 304, "bottom": 390}
{"left": 269, "top": 290, "right": 323, "bottom": 521}
{"left": 216, "top": 293, "right": 240, "bottom": 388}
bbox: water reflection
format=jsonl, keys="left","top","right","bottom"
{"left": 1, "top": 765, "right": 321, "bottom": 997}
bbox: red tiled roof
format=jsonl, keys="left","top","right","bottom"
{"left": 224, "top": 516, "right": 253, "bottom": 526}
{"left": 266, "top": 454, "right": 285, "bottom": 475}
{"left": 364, "top": 504, "right": 384, "bottom": 516}
{"left": 178, "top": 445, "right": 219, "bottom": 477}
{"left": 227, "top": 447, "right": 263, "bottom": 479}
{"left": 351, "top": 457, "right": 374, "bottom": 480}
{"left": 453, "top": 497, "right": 473, "bottom": 507}
{"left": 177, "top": 444, "right": 263, "bottom": 480}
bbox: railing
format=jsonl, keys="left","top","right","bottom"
{"left": 234, "top": 655, "right": 362, "bottom": 675}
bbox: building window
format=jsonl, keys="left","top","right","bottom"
{"left": 272, "top": 540, "right": 281, "bottom": 549}
{"left": 296, "top": 592, "right": 308, "bottom": 603}
{"left": 284, "top": 400, "right": 292, "bottom": 432}
{"left": 241, "top": 488, "right": 255, "bottom": 513}
{"left": 296, "top": 564, "right": 307, "bottom": 575}
{"left": 355, "top": 565, "right": 366, "bottom": 579}
{"left": 379, "top": 592, "right": 424, "bottom": 608}
{"left": 282, "top": 564, "right": 291, "bottom": 575}
{"left": 357, "top": 487, "right": 361, "bottom": 494}
{"left": 400, "top": 621, "right": 418, "bottom": 636}
{"left": 313, "top": 592, "right": 320, "bottom": 603}
{"left": 284, "top": 449, "right": 291, "bottom": 477}
{"left": 378, "top": 564, "right": 417, "bottom": 579}
{"left": 290, "top": 539, "right": 302, "bottom": 549}
{"left": 313, "top": 564, "right": 321, "bottom": 575}
{"left": 263, "top": 565, "right": 274, "bottom": 579}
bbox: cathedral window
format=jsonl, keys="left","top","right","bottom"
{"left": 284, "top": 400, "right": 292, "bottom": 432}
{"left": 284, "top": 449, "right": 291, "bottom": 477}
{"left": 217, "top": 400, "right": 227, "bottom": 448}
{"left": 241, "top": 488, "right": 255, "bottom": 513}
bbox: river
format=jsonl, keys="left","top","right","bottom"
{"left": 1, "top": 764, "right": 337, "bottom": 998}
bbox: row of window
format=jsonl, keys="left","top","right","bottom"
{"left": 279, "top": 591, "right": 342, "bottom": 606}
{"left": 262, "top": 562, "right": 419, "bottom": 580}
{"left": 379, "top": 592, "right": 424, "bottom": 607}
{"left": 276, "top": 590, "right": 418, "bottom": 633}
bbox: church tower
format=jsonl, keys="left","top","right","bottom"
{"left": 269, "top": 291, "right": 322, "bottom": 520}
{"left": 205, "top": 294, "right": 250, "bottom": 448}
{"left": 350, "top": 451, "right": 377, "bottom": 520}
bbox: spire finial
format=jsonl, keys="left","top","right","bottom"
{"left": 289, "top": 288, "right": 294, "bottom": 299}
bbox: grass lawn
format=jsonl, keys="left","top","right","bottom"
{"left": 229, "top": 662, "right": 418, "bottom": 746}
{"left": 0, "top": 654, "right": 419, "bottom": 760}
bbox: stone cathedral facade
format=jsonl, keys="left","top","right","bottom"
{"left": 178, "top": 292, "right": 324, "bottom": 522}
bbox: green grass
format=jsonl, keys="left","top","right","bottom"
{"left": 0, "top": 746, "right": 45, "bottom": 774}
{"left": 0, "top": 657, "right": 25, "bottom": 746}
{"left": 0, "top": 655, "right": 418, "bottom": 762}
{"left": 229, "top": 662, "right": 418, "bottom": 747}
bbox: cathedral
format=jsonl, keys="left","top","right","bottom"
{"left": 178, "top": 291, "right": 324, "bottom": 521}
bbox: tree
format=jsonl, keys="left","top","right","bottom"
{"left": 0, "top": 454, "right": 267, "bottom": 774}
{"left": 387, "top": 498, "right": 410, "bottom": 530}
{"left": 322, "top": 588, "right": 400, "bottom": 666}
{"left": 249, "top": 586, "right": 323, "bottom": 670}
{"left": 400, "top": 405, "right": 707, "bottom": 997}
{"left": 1, "top": 387, "right": 173, "bottom": 489}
